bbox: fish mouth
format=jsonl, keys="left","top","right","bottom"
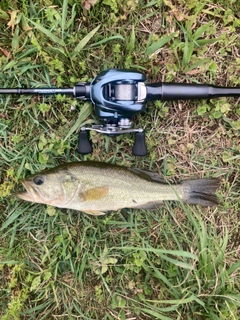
{"left": 15, "top": 181, "right": 39, "bottom": 202}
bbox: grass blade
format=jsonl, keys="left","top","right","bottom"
{"left": 89, "top": 35, "right": 125, "bottom": 47}
{"left": 113, "top": 246, "right": 197, "bottom": 260}
{"left": 28, "top": 20, "right": 65, "bottom": 46}
{"left": 192, "top": 21, "right": 212, "bottom": 41}
{"left": 146, "top": 32, "right": 177, "bottom": 55}
{"left": 227, "top": 260, "right": 240, "bottom": 275}
{"left": 62, "top": 0, "right": 69, "bottom": 39}
{"left": 195, "top": 38, "right": 220, "bottom": 46}
{"left": 183, "top": 58, "right": 213, "bottom": 73}
{"left": 145, "top": 295, "right": 205, "bottom": 307}
{"left": 128, "top": 25, "right": 135, "bottom": 53}
{"left": 141, "top": 308, "right": 172, "bottom": 320}
{"left": 0, "top": 204, "right": 30, "bottom": 231}
{"left": 74, "top": 25, "right": 101, "bottom": 53}
{"left": 143, "top": 261, "right": 179, "bottom": 296}
{"left": 0, "top": 8, "right": 9, "bottom": 20}
{"left": 160, "top": 253, "right": 194, "bottom": 269}
{"left": 182, "top": 37, "right": 194, "bottom": 67}
{"left": 64, "top": 102, "right": 93, "bottom": 140}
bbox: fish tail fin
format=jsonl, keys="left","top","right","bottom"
{"left": 182, "top": 178, "right": 220, "bottom": 207}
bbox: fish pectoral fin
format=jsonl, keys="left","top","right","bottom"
{"left": 133, "top": 201, "right": 163, "bottom": 210}
{"left": 83, "top": 210, "right": 107, "bottom": 216}
{"left": 79, "top": 185, "right": 109, "bottom": 202}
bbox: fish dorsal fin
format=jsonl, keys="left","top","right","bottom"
{"left": 79, "top": 186, "right": 109, "bottom": 202}
{"left": 128, "top": 167, "right": 167, "bottom": 184}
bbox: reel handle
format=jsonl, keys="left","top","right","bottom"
{"left": 132, "top": 131, "right": 147, "bottom": 156}
{"left": 77, "top": 126, "right": 147, "bottom": 156}
{"left": 78, "top": 130, "right": 92, "bottom": 154}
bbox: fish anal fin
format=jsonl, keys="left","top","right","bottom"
{"left": 79, "top": 185, "right": 109, "bottom": 202}
{"left": 133, "top": 201, "right": 163, "bottom": 210}
{"left": 83, "top": 210, "right": 107, "bottom": 216}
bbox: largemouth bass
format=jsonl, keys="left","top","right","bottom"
{"left": 16, "top": 161, "right": 220, "bottom": 215}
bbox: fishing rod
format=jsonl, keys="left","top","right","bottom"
{"left": 1, "top": 68, "right": 240, "bottom": 156}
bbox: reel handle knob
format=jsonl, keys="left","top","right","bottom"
{"left": 132, "top": 131, "right": 147, "bottom": 156}
{"left": 78, "top": 130, "right": 92, "bottom": 154}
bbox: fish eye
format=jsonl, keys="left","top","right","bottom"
{"left": 33, "top": 176, "right": 44, "bottom": 186}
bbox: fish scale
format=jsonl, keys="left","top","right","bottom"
{"left": 65, "top": 164, "right": 184, "bottom": 210}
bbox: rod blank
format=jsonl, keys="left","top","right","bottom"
{"left": 0, "top": 88, "right": 74, "bottom": 95}
{"left": 146, "top": 83, "right": 240, "bottom": 101}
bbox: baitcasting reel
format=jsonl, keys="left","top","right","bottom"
{"left": 78, "top": 69, "right": 148, "bottom": 156}
{"left": 1, "top": 68, "right": 240, "bottom": 156}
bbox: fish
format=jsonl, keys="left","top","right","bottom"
{"left": 16, "top": 161, "right": 220, "bottom": 215}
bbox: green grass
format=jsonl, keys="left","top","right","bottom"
{"left": 0, "top": 0, "right": 240, "bottom": 319}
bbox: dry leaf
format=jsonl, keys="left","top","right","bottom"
{"left": 0, "top": 47, "right": 11, "bottom": 57}
{"left": 83, "top": 0, "right": 99, "bottom": 10}
{"left": 172, "top": 9, "right": 186, "bottom": 22}
{"left": 7, "top": 10, "right": 19, "bottom": 34}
